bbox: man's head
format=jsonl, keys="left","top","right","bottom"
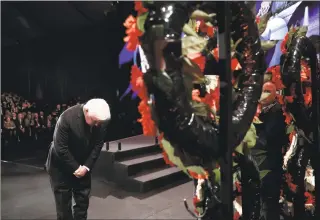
{"left": 18, "top": 113, "right": 23, "bottom": 119}
{"left": 83, "top": 98, "right": 111, "bottom": 127}
{"left": 259, "top": 81, "right": 277, "bottom": 107}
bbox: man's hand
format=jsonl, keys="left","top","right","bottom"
{"left": 73, "top": 165, "right": 88, "bottom": 178}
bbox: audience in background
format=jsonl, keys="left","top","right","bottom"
{"left": 1, "top": 92, "right": 143, "bottom": 158}
{"left": 1, "top": 92, "right": 81, "bottom": 154}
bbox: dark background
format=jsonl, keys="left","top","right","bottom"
{"left": 1, "top": 1, "right": 141, "bottom": 139}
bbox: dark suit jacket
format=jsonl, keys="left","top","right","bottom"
{"left": 46, "top": 104, "right": 108, "bottom": 175}
{"left": 254, "top": 103, "right": 288, "bottom": 171}
{"left": 14, "top": 118, "right": 25, "bottom": 129}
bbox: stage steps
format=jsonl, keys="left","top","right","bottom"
{"left": 93, "top": 135, "right": 189, "bottom": 193}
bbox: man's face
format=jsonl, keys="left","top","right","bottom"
{"left": 84, "top": 111, "right": 103, "bottom": 127}
{"left": 12, "top": 113, "right": 16, "bottom": 118}
{"left": 260, "top": 82, "right": 277, "bottom": 106}
{"left": 18, "top": 113, "right": 23, "bottom": 119}
{"left": 57, "top": 104, "right": 61, "bottom": 110}
{"left": 40, "top": 111, "right": 44, "bottom": 116}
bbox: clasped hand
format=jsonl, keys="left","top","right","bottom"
{"left": 73, "top": 165, "right": 88, "bottom": 178}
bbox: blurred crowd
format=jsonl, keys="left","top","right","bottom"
{"left": 1, "top": 92, "right": 144, "bottom": 159}
{"left": 1, "top": 92, "right": 81, "bottom": 156}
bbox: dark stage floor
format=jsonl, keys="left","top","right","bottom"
{"left": 1, "top": 159, "right": 194, "bottom": 219}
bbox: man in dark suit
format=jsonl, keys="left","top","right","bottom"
{"left": 46, "top": 98, "right": 111, "bottom": 220}
{"left": 254, "top": 81, "right": 288, "bottom": 220}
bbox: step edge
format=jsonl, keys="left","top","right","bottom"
{"left": 105, "top": 144, "right": 159, "bottom": 153}
{"left": 133, "top": 167, "right": 182, "bottom": 182}
{"left": 120, "top": 153, "right": 164, "bottom": 166}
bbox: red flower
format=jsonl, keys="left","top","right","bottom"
{"left": 137, "top": 100, "right": 156, "bottom": 136}
{"left": 188, "top": 53, "right": 206, "bottom": 72}
{"left": 197, "top": 20, "right": 215, "bottom": 37}
{"left": 304, "top": 87, "right": 312, "bottom": 106}
{"left": 277, "top": 94, "right": 284, "bottom": 105}
{"left": 130, "top": 65, "right": 147, "bottom": 100}
{"left": 212, "top": 48, "right": 219, "bottom": 61}
{"left": 285, "top": 173, "right": 297, "bottom": 192}
{"left": 130, "top": 65, "right": 156, "bottom": 136}
{"left": 134, "top": 1, "right": 148, "bottom": 15}
{"left": 203, "top": 85, "right": 220, "bottom": 111}
{"left": 234, "top": 211, "right": 241, "bottom": 220}
{"left": 281, "top": 33, "right": 289, "bottom": 54}
{"left": 231, "top": 58, "right": 242, "bottom": 71}
{"left": 188, "top": 170, "right": 208, "bottom": 179}
{"left": 123, "top": 15, "right": 143, "bottom": 51}
{"left": 255, "top": 103, "right": 262, "bottom": 118}
{"left": 192, "top": 89, "right": 202, "bottom": 102}
{"left": 193, "top": 196, "right": 201, "bottom": 214}
{"left": 267, "top": 65, "right": 285, "bottom": 90}
{"left": 235, "top": 181, "right": 242, "bottom": 193}
{"left": 283, "top": 111, "right": 293, "bottom": 125}
{"left": 300, "top": 60, "right": 311, "bottom": 82}
{"left": 255, "top": 16, "right": 260, "bottom": 24}
{"left": 285, "top": 96, "right": 294, "bottom": 103}
{"left": 211, "top": 49, "right": 241, "bottom": 72}
{"left": 304, "top": 192, "right": 315, "bottom": 205}
{"left": 289, "top": 130, "right": 296, "bottom": 143}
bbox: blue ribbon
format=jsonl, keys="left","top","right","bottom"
{"left": 119, "top": 85, "right": 133, "bottom": 101}
{"left": 120, "top": 46, "right": 140, "bottom": 100}
{"left": 133, "top": 47, "right": 138, "bottom": 66}
{"left": 118, "top": 43, "right": 135, "bottom": 67}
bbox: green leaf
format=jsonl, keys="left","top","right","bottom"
{"left": 296, "top": 26, "right": 308, "bottom": 37}
{"left": 235, "top": 142, "right": 244, "bottom": 155}
{"left": 183, "top": 23, "right": 199, "bottom": 37}
{"left": 192, "top": 102, "right": 209, "bottom": 117}
{"left": 257, "top": 12, "right": 272, "bottom": 35}
{"left": 253, "top": 117, "right": 263, "bottom": 124}
{"left": 182, "top": 36, "right": 207, "bottom": 56}
{"left": 286, "top": 124, "right": 295, "bottom": 134}
{"left": 182, "top": 57, "right": 204, "bottom": 81}
{"left": 261, "top": 40, "right": 278, "bottom": 51}
{"left": 243, "top": 123, "right": 257, "bottom": 148}
{"left": 213, "top": 168, "right": 221, "bottom": 184}
{"left": 259, "top": 92, "right": 271, "bottom": 102}
{"left": 143, "top": 1, "right": 154, "bottom": 6}
{"left": 190, "top": 10, "right": 215, "bottom": 22}
{"left": 137, "top": 12, "right": 149, "bottom": 33}
{"left": 259, "top": 170, "right": 271, "bottom": 180}
{"left": 255, "top": 154, "right": 267, "bottom": 166}
{"left": 251, "top": 149, "right": 267, "bottom": 156}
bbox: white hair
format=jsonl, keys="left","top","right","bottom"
{"left": 84, "top": 98, "right": 111, "bottom": 121}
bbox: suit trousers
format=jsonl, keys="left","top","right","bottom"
{"left": 260, "top": 170, "right": 282, "bottom": 220}
{"left": 49, "top": 168, "right": 91, "bottom": 220}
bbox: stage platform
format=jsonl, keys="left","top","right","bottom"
{"left": 94, "top": 135, "right": 189, "bottom": 193}
{"left": 1, "top": 161, "right": 194, "bottom": 219}
{"left": 2, "top": 135, "right": 190, "bottom": 194}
